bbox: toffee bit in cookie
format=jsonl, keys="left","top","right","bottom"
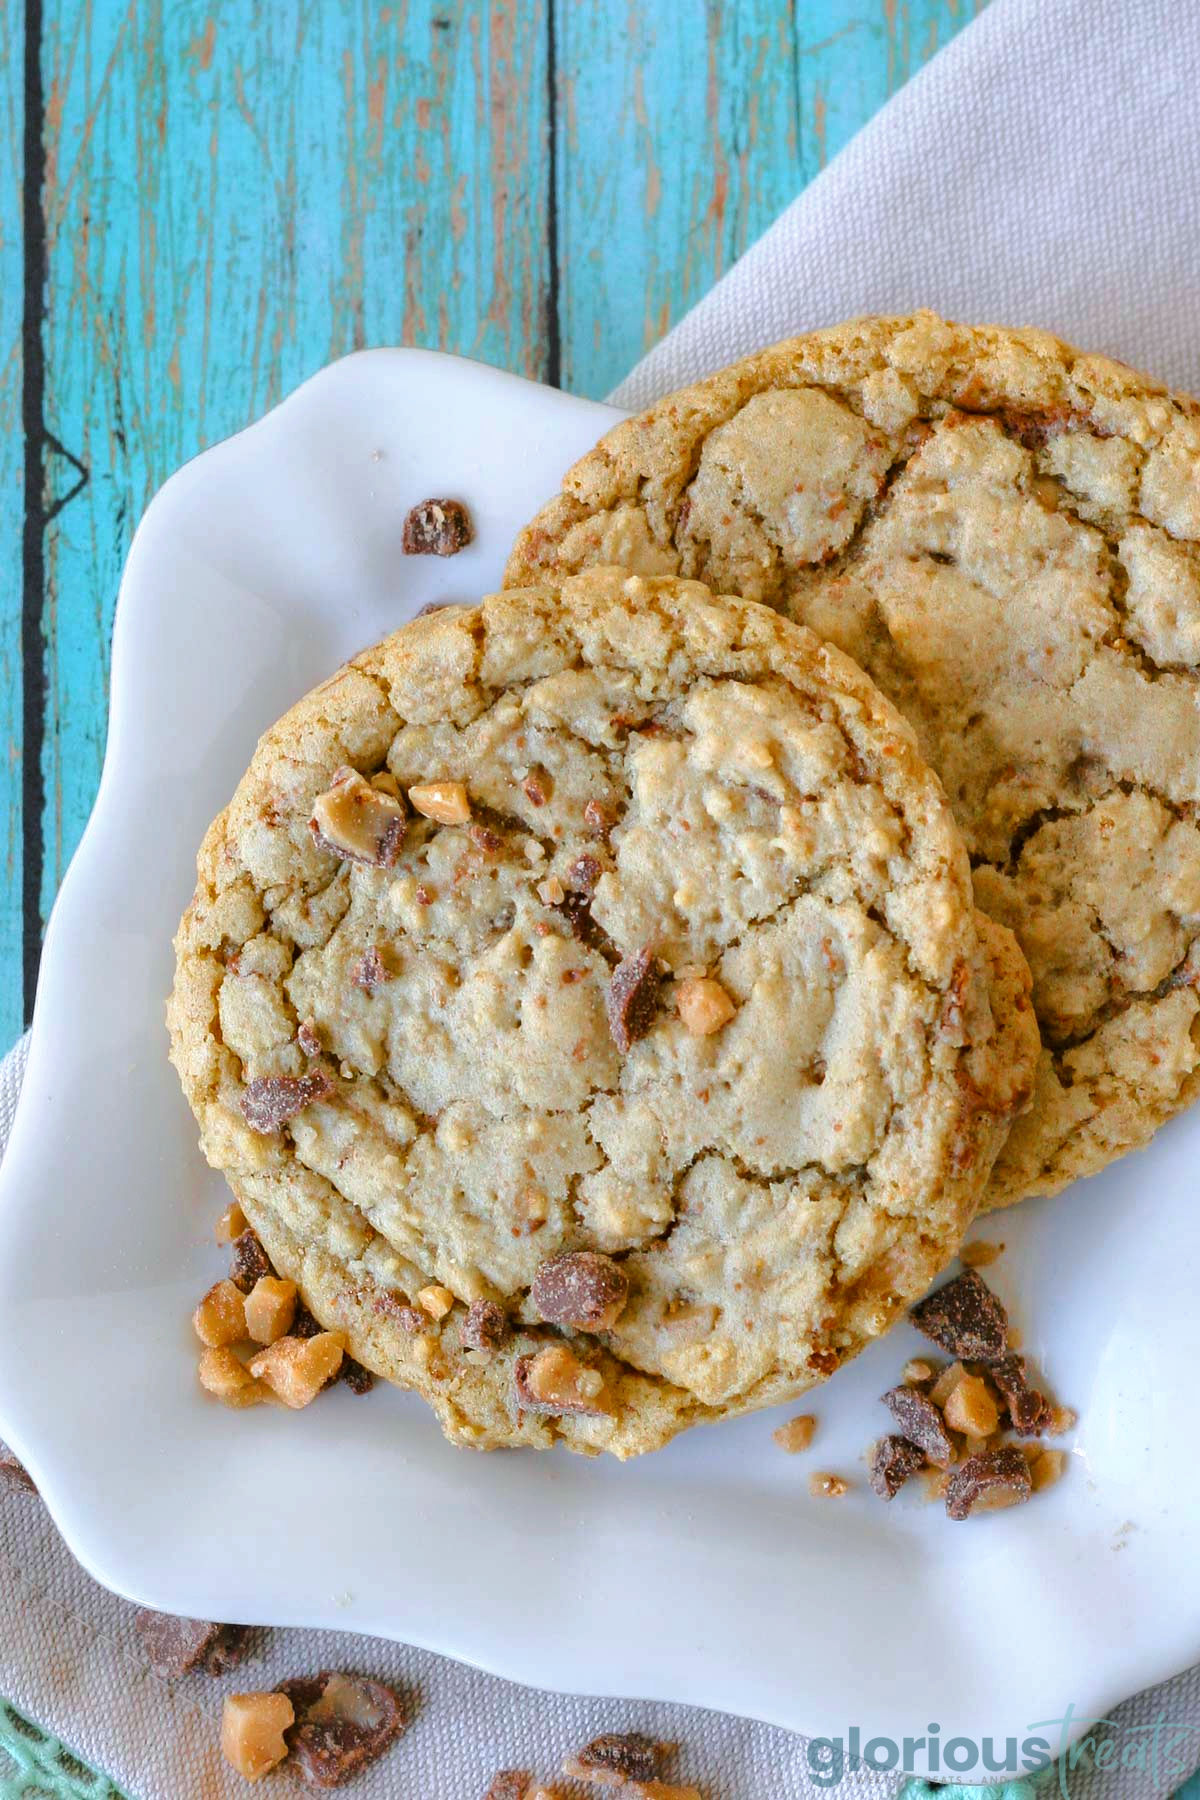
{"left": 675, "top": 976, "right": 736, "bottom": 1037}
{"left": 583, "top": 798, "right": 618, "bottom": 839}
{"left": 230, "top": 1231, "right": 271, "bottom": 1299}
{"left": 485, "top": 1773, "right": 534, "bottom": 1800}
{"left": 523, "top": 769, "right": 552, "bottom": 807}
{"left": 531, "top": 1251, "right": 629, "bottom": 1332}
{"left": 215, "top": 1199, "right": 249, "bottom": 1244}
{"left": 809, "top": 1471, "right": 849, "bottom": 1498}
{"left": 373, "top": 1291, "right": 428, "bottom": 1334}
{"left": 240, "top": 1069, "right": 334, "bottom": 1136}
{"left": 514, "top": 1345, "right": 611, "bottom": 1417}
{"left": 772, "top": 1414, "right": 817, "bottom": 1454}
{"left": 408, "top": 779, "right": 471, "bottom": 825}
{"left": 881, "top": 1385, "right": 955, "bottom": 1468}
{"left": 910, "top": 1268, "right": 1009, "bottom": 1362}
{"left": 135, "top": 1609, "right": 253, "bottom": 1680}
{"left": 248, "top": 1332, "right": 346, "bottom": 1408}
{"left": 275, "top": 1671, "right": 407, "bottom": 1788}
{"left": 310, "top": 766, "right": 408, "bottom": 868}
{"left": 222, "top": 1691, "right": 295, "bottom": 1782}
{"left": 945, "top": 1446, "right": 1032, "bottom": 1521}
{"left": 565, "top": 852, "right": 603, "bottom": 895}
{"left": 296, "top": 1018, "right": 323, "bottom": 1058}
{"left": 869, "top": 1435, "right": 927, "bottom": 1501}
{"left": 0, "top": 1440, "right": 37, "bottom": 1497}
{"left": 469, "top": 821, "right": 503, "bottom": 855}
{"left": 402, "top": 496, "right": 473, "bottom": 556}
{"left": 350, "top": 946, "right": 389, "bottom": 991}
{"left": 461, "top": 1297, "right": 510, "bottom": 1353}
{"left": 416, "top": 1282, "right": 455, "bottom": 1320}
{"left": 198, "top": 1346, "right": 269, "bottom": 1409}
{"left": 564, "top": 1731, "right": 675, "bottom": 1784}
{"left": 605, "top": 947, "right": 662, "bottom": 1053}
{"left": 988, "top": 1354, "right": 1053, "bottom": 1436}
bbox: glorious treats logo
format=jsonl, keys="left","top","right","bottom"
{"left": 804, "top": 1706, "right": 1200, "bottom": 1790}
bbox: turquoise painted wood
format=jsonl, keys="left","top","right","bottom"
{"left": 0, "top": 0, "right": 22, "bottom": 1049}
{"left": 16, "top": 0, "right": 984, "bottom": 1044}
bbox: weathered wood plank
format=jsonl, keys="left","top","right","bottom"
{"left": 36, "top": 0, "right": 550, "bottom": 932}
{"left": 0, "top": 0, "right": 23, "bottom": 1044}
{"left": 556, "top": 0, "right": 984, "bottom": 400}
{"left": 796, "top": 0, "right": 987, "bottom": 181}
{"left": 555, "top": 0, "right": 802, "bottom": 401}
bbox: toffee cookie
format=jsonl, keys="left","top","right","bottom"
{"left": 169, "top": 568, "right": 1035, "bottom": 1456}
{"left": 507, "top": 313, "right": 1200, "bottom": 1204}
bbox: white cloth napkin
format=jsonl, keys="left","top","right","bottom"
{"left": 5, "top": 0, "right": 1200, "bottom": 1791}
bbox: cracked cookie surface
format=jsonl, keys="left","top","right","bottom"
{"left": 506, "top": 313, "right": 1200, "bottom": 1204}
{"left": 169, "top": 569, "right": 1035, "bottom": 1456}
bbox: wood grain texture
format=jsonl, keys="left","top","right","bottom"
{"left": 557, "top": 0, "right": 985, "bottom": 399}
{"left": 35, "top": 0, "right": 550, "bottom": 946}
{"left": 8, "top": 0, "right": 985, "bottom": 1044}
{"left": 0, "top": 0, "right": 22, "bottom": 1046}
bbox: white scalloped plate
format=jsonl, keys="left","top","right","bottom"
{"left": 0, "top": 350, "right": 1196, "bottom": 1778}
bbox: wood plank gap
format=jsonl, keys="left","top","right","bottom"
{"left": 20, "top": 0, "right": 46, "bottom": 1026}
{"left": 544, "top": 0, "right": 561, "bottom": 389}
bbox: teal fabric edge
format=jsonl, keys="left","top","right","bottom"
{"left": 3, "top": 1696, "right": 1197, "bottom": 1799}
{"left": 0, "top": 1701, "right": 131, "bottom": 1800}
{"left": 901, "top": 1781, "right": 1038, "bottom": 1798}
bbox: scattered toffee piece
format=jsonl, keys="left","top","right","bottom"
{"left": 989, "top": 1354, "right": 1052, "bottom": 1436}
{"left": 341, "top": 1357, "right": 375, "bottom": 1395}
{"left": 290, "top": 1301, "right": 322, "bottom": 1339}
{"left": 564, "top": 1731, "right": 674, "bottom": 1784}
{"left": 945, "top": 1446, "right": 1032, "bottom": 1521}
{"left": 532, "top": 1251, "right": 629, "bottom": 1332}
{"left": 276, "top": 1671, "right": 406, "bottom": 1788}
{"left": 135, "top": 1609, "right": 252, "bottom": 1680}
{"left": 240, "top": 1069, "right": 333, "bottom": 1135}
{"left": 0, "top": 1441, "right": 37, "bottom": 1497}
{"left": 484, "top": 1773, "right": 533, "bottom": 1800}
{"left": 350, "top": 946, "right": 389, "bottom": 991}
{"left": 402, "top": 497, "right": 473, "bottom": 557}
{"left": 462, "top": 1297, "right": 510, "bottom": 1353}
{"left": 869, "top": 1435, "right": 928, "bottom": 1501}
{"left": 910, "top": 1269, "right": 1009, "bottom": 1362}
{"left": 296, "top": 1018, "right": 322, "bottom": 1058}
{"left": 605, "top": 948, "right": 662, "bottom": 1053}
{"left": 881, "top": 1385, "right": 955, "bottom": 1469}
{"left": 231, "top": 1229, "right": 273, "bottom": 1295}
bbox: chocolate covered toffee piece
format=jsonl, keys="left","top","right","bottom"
{"left": 506, "top": 312, "right": 1200, "bottom": 1204}
{"left": 169, "top": 568, "right": 1036, "bottom": 1457}
{"left": 135, "top": 1610, "right": 253, "bottom": 1680}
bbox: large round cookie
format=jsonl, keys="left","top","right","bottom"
{"left": 169, "top": 568, "right": 1035, "bottom": 1457}
{"left": 507, "top": 314, "right": 1200, "bottom": 1205}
